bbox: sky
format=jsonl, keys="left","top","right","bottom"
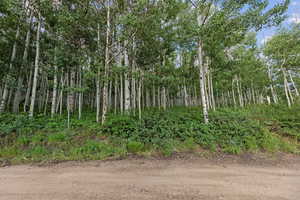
{"left": 257, "top": 0, "right": 300, "bottom": 45}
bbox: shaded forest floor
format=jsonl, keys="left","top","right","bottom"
{"left": 0, "top": 104, "right": 299, "bottom": 165}
{"left": 1, "top": 154, "right": 300, "bottom": 200}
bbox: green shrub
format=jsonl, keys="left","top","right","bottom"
{"left": 159, "top": 140, "right": 176, "bottom": 156}
{"left": 182, "top": 138, "right": 197, "bottom": 151}
{"left": 48, "top": 132, "right": 68, "bottom": 143}
{"left": 25, "top": 146, "right": 49, "bottom": 157}
{"left": 127, "top": 141, "right": 144, "bottom": 153}
{"left": 31, "top": 133, "right": 47, "bottom": 145}
{"left": 16, "top": 136, "right": 31, "bottom": 146}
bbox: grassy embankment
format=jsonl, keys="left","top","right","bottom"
{"left": 0, "top": 104, "right": 299, "bottom": 164}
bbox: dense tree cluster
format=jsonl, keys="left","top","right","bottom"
{"left": 0, "top": 0, "right": 298, "bottom": 125}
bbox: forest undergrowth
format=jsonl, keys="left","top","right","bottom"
{"left": 0, "top": 104, "right": 299, "bottom": 165}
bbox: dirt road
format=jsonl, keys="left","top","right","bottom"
{"left": 1, "top": 155, "right": 300, "bottom": 200}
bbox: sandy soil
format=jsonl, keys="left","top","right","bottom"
{"left": 1, "top": 155, "right": 300, "bottom": 200}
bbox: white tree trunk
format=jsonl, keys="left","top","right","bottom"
{"left": 138, "top": 71, "right": 143, "bottom": 120}
{"left": 78, "top": 66, "right": 83, "bottom": 119}
{"left": 197, "top": 40, "right": 209, "bottom": 123}
{"left": 101, "top": 1, "right": 111, "bottom": 124}
{"left": 281, "top": 65, "right": 291, "bottom": 107}
{"left": 288, "top": 70, "right": 299, "bottom": 97}
{"left": 183, "top": 81, "right": 188, "bottom": 107}
{"left": 268, "top": 66, "right": 278, "bottom": 103}
{"left": 29, "top": 13, "right": 41, "bottom": 117}
{"left": 120, "top": 74, "right": 124, "bottom": 113}
{"left": 124, "top": 41, "right": 131, "bottom": 113}
{"left": 162, "top": 86, "right": 167, "bottom": 110}
{"left": 51, "top": 48, "right": 58, "bottom": 117}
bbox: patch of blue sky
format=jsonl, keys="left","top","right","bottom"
{"left": 257, "top": 0, "right": 300, "bottom": 45}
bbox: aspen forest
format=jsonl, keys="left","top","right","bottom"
{"left": 1, "top": 0, "right": 300, "bottom": 199}
{"left": 0, "top": 0, "right": 300, "bottom": 169}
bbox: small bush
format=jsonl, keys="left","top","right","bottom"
{"left": 127, "top": 141, "right": 144, "bottom": 153}
{"left": 48, "top": 132, "right": 68, "bottom": 143}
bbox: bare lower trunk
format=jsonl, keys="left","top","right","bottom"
{"left": 51, "top": 48, "right": 58, "bottom": 117}
{"left": 209, "top": 71, "right": 215, "bottom": 111}
{"left": 114, "top": 77, "right": 118, "bottom": 114}
{"left": 184, "top": 81, "right": 188, "bottom": 107}
{"left": 162, "top": 86, "right": 166, "bottom": 110}
{"left": 78, "top": 66, "right": 83, "bottom": 120}
{"left": 197, "top": 40, "right": 209, "bottom": 123}
{"left": 68, "top": 70, "right": 76, "bottom": 113}
{"left": 282, "top": 66, "right": 291, "bottom": 107}
{"left": 124, "top": 41, "right": 130, "bottom": 113}
{"left": 29, "top": 13, "right": 41, "bottom": 117}
{"left": 236, "top": 77, "right": 243, "bottom": 107}
{"left": 138, "top": 71, "right": 143, "bottom": 120}
{"left": 232, "top": 79, "right": 236, "bottom": 107}
{"left": 268, "top": 66, "right": 278, "bottom": 104}
{"left": 120, "top": 74, "right": 124, "bottom": 113}
{"left": 288, "top": 70, "right": 299, "bottom": 97}
{"left": 131, "top": 41, "right": 137, "bottom": 111}
{"left": 101, "top": 2, "right": 111, "bottom": 124}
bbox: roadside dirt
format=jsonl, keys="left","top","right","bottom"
{"left": 1, "top": 154, "right": 300, "bottom": 200}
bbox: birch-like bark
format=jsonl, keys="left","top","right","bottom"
{"left": 124, "top": 40, "right": 131, "bottom": 113}
{"left": 67, "top": 72, "right": 71, "bottom": 128}
{"left": 197, "top": 39, "right": 209, "bottom": 123}
{"left": 101, "top": 1, "right": 111, "bottom": 124}
{"left": 205, "top": 59, "right": 211, "bottom": 110}
{"left": 209, "top": 70, "right": 216, "bottom": 111}
{"left": 183, "top": 80, "right": 188, "bottom": 107}
{"left": 29, "top": 12, "right": 41, "bottom": 117}
{"left": 236, "top": 77, "right": 243, "bottom": 107}
{"left": 78, "top": 66, "right": 83, "bottom": 119}
{"left": 96, "top": 24, "right": 101, "bottom": 122}
{"left": 231, "top": 79, "right": 236, "bottom": 107}
{"left": 120, "top": 74, "right": 124, "bottom": 113}
{"left": 268, "top": 65, "right": 278, "bottom": 103}
{"left": 287, "top": 81, "right": 294, "bottom": 104}
{"left": 114, "top": 77, "right": 118, "bottom": 114}
{"left": 162, "top": 86, "right": 167, "bottom": 110}
{"left": 68, "top": 70, "right": 76, "bottom": 113}
{"left": 152, "top": 83, "right": 156, "bottom": 107}
{"left": 138, "top": 71, "right": 143, "bottom": 120}
{"left": 108, "top": 80, "right": 112, "bottom": 109}
{"left": 204, "top": 74, "right": 210, "bottom": 110}
{"left": 131, "top": 39, "right": 137, "bottom": 111}
{"left": 288, "top": 70, "right": 299, "bottom": 97}
{"left": 281, "top": 62, "right": 291, "bottom": 107}
{"left": 51, "top": 47, "right": 58, "bottom": 117}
